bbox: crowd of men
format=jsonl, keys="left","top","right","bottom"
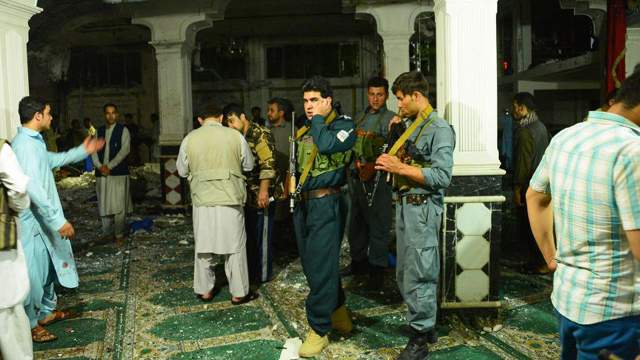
{"left": 174, "top": 72, "right": 454, "bottom": 359}
{"left": 1, "top": 68, "right": 639, "bottom": 360}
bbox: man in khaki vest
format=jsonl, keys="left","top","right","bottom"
{"left": 177, "top": 103, "right": 258, "bottom": 305}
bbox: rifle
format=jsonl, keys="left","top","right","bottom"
{"left": 366, "top": 115, "right": 405, "bottom": 205}
{"left": 288, "top": 111, "right": 297, "bottom": 213}
{"left": 386, "top": 119, "right": 406, "bottom": 184}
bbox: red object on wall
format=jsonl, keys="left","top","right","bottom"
{"left": 606, "top": 0, "right": 627, "bottom": 93}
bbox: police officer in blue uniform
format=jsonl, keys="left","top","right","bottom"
{"left": 293, "top": 76, "right": 357, "bottom": 358}
{"left": 376, "top": 71, "right": 456, "bottom": 360}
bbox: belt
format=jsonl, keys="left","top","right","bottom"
{"left": 297, "top": 186, "right": 342, "bottom": 201}
{"left": 403, "top": 193, "right": 429, "bottom": 205}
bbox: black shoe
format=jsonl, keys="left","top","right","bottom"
{"left": 397, "top": 335, "right": 430, "bottom": 359}
{"left": 340, "top": 260, "right": 368, "bottom": 277}
{"left": 398, "top": 325, "right": 438, "bottom": 344}
{"left": 367, "top": 265, "right": 384, "bottom": 290}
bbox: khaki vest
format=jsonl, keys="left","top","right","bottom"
{"left": 186, "top": 122, "right": 247, "bottom": 207}
{"left": 0, "top": 139, "right": 17, "bottom": 251}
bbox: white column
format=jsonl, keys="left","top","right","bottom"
{"left": 132, "top": 14, "right": 214, "bottom": 146}
{"left": 626, "top": 27, "right": 640, "bottom": 77}
{"left": 435, "top": 0, "right": 504, "bottom": 176}
{"left": 356, "top": 2, "right": 432, "bottom": 113}
{"left": 0, "top": 0, "right": 41, "bottom": 140}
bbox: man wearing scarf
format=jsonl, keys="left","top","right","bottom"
{"left": 512, "top": 92, "right": 550, "bottom": 275}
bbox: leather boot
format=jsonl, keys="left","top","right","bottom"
{"left": 398, "top": 324, "right": 438, "bottom": 344}
{"left": 397, "top": 333, "right": 430, "bottom": 360}
{"left": 367, "top": 265, "right": 384, "bottom": 290}
{"left": 299, "top": 328, "right": 328, "bottom": 358}
{"left": 340, "top": 259, "right": 368, "bottom": 276}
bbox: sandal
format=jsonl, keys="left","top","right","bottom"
{"left": 231, "top": 290, "right": 259, "bottom": 306}
{"left": 31, "top": 324, "right": 57, "bottom": 343}
{"left": 38, "top": 309, "right": 78, "bottom": 326}
{"left": 197, "top": 287, "right": 220, "bottom": 303}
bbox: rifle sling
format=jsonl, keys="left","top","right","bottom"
{"left": 388, "top": 104, "right": 434, "bottom": 157}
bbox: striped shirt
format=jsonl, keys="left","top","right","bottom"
{"left": 530, "top": 111, "right": 640, "bottom": 325}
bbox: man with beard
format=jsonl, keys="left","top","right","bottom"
{"left": 512, "top": 92, "right": 550, "bottom": 275}
{"left": 92, "top": 104, "right": 133, "bottom": 246}
{"left": 12, "top": 96, "right": 104, "bottom": 343}
{"left": 223, "top": 103, "right": 282, "bottom": 284}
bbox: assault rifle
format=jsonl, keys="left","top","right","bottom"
{"left": 385, "top": 119, "right": 406, "bottom": 184}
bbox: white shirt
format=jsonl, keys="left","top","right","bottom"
{"left": 0, "top": 143, "right": 31, "bottom": 309}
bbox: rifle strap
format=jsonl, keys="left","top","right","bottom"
{"left": 296, "top": 110, "right": 338, "bottom": 191}
{"left": 388, "top": 104, "right": 434, "bottom": 157}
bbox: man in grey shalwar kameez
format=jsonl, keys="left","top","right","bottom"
{"left": 91, "top": 104, "right": 133, "bottom": 246}
{"left": 177, "top": 103, "right": 258, "bottom": 304}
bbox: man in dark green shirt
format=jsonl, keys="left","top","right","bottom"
{"left": 294, "top": 76, "right": 357, "bottom": 358}
{"left": 343, "top": 76, "right": 395, "bottom": 290}
{"left": 512, "top": 92, "right": 550, "bottom": 275}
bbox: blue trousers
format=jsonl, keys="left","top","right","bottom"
{"left": 555, "top": 309, "right": 640, "bottom": 360}
{"left": 294, "top": 193, "right": 347, "bottom": 336}
{"left": 244, "top": 204, "right": 274, "bottom": 282}
{"left": 23, "top": 234, "right": 58, "bottom": 329}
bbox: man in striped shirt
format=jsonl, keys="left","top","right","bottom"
{"left": 527, "top": 72, "right": 640, "bottom": 359}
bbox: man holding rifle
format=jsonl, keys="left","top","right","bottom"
{"left": 291, "top": 76, "right": 357, "bottom": 358}
{"left": 376, "top": 71, "right": 455, "bottom": 360}
{"left": 342, "top": 76, "right": 395, "bottom": 291}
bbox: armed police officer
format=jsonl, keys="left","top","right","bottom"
{"left": 342, "top": 76, "right": 395, "bottom": 290}
{"left": 223, "top": 103, "right": 282, "bottom": 284}
{"left": 293, "top": 76, "right": 357, "bottom": 358}
{"left": 376, "top": 71, "right": 455, "bottom": 360}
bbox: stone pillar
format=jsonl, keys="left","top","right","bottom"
{"left": 0, "top": 0, "right": 41, "bottom": 140}
{"left": 132, "top": 13, "right": 214, "bottom": 209}
{"left": 626, "top": 27, "right": 640, "bottom": 77}
{"left": 435, "top": 0, "right": 504, "bottom": 309}
{"left": 356, "top": 2, "right": 432, "bottom": 113}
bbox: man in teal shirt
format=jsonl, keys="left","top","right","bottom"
{"left": 12, "top": 96, "right": 104, "bottom": 343}
{"left": 294, "top": 76, "right": 357, "bottom": 358}
{"left": 343, "top": 76, "right": 395, "bottom": 290}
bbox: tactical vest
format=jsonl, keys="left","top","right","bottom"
{"left": 393, "top": 108, "right": 436, "bottom": 192}
{"left": 353, "top": 110, "right": 391, "bottom": 161}
{"left": 96, "top": 123, "right": 130, "bottom": 177}
{"left": 0, "top": 139, "right": 17, "bottom": 251}
{"left": 186, "top": 122, "right": 247, "bottom": 207}
{"left": 296, "top": 111, "right": 352, "bottom": 179}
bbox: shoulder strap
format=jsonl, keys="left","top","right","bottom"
{"left": 354, "top": 111, "right": 367, "bottom": 127}
{"left": 388, "top": 104, "right": 434, "bottom": 156}
{"left": 296, "top": 110, "right": 338, "bottom": 192}
{"left": 295, "top": 109, "right": 339, "bottom": 140}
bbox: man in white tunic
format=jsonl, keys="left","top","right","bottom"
{"left": 177, "top": 103, "right": 258, "bottom": 304}
{"left": 91, "top": 104, "right": 133, "bottom": 246}
{"left": 0, "top": 139, "right": 32, "bottom": 359}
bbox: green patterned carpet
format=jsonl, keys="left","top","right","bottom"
{"left": 32, "top": 177, "right": 560, "bottom": 359}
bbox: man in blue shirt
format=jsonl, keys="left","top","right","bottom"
{"left": 12, "top": 96, "right": 104, "bottom": 343}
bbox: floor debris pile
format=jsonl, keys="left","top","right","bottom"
{"left": 31, "top": 170, "right": 561, "bottom": 359}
